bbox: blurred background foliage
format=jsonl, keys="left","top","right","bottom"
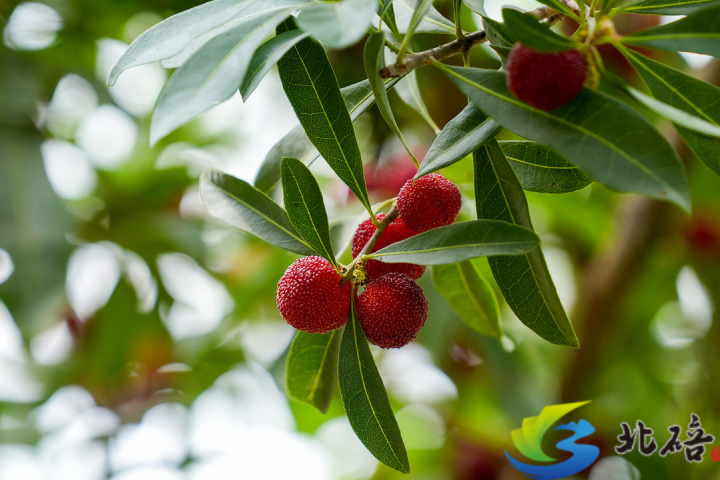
{"left": 1, "top": 0, "right": 720, "bottom": 479}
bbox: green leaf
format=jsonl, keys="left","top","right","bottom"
{"left": 365, "top": 32, "right": 418, "bottom": 164}
{"left": 296, "top": 0, "right": 377, "bottom": 48}
{"left": 501, "top": 8, "right": 576, "bottom": 52}
{"left": 416, "top": 103, "right": 502, "bottom": 178}
{"left": 254, "top": 77, "right": 401, "bottom": 193}
{"left": 286, "top": 329, "right": 343, "bottom": 413}
{"left": 438, "top": 64, "right": 691, "bottom": 212}
{"left": 240, "top": 29, "right": 311, "bottom": 101}
{"left": 395, "top": 70, "right": 441, "bottom": 134}
{"left": 499, "top": 140, "right": 593, "bottom": 193}
{"left": 626, "top": 87, "right": 720, "bottom": 137}
{"left": 481, "top": 15, "right": 517, "bottom": 47}
{"left": 623, "top": 0, "right": 720, "bottom": 15}
{"left": 534, "top": 0, "right": 580, "bottom": 18}
{"left": 399, "top": 0, "right": 434, "bottom": 52}
{"left": 277, "top": 18, "right": 373, "bottom": 214}
{"left": 150, "top": 8, "right": 294, "bottom": 146}
{"left": 339, "top": 303, "right": 410, "bottom": 473}
{"left": 464, "top": 0, "right": 486, "bottom": 15}
{"left": 621, "top": 4, "right": 720, "bottom": 58}
{"left": 367, "top": 219, "right": 541, "bottom": 265}
{"left": 391, "top": 0, "right": 456, "bottom": 34}
{"left": 281, "top": 158, "right": 337, "bottom": 268}
{"left": 433, "top": 261, "right": 502, "bottom": 337}
{"left": 473, "top": 139, "right": 579, "bottom": 347}
{"left": 618, "top": 46, "right": 720, "bottom": 176}
{"left": 199, "top": 167, "right": 314, "bottom": 255}
{"left": 108, "top": 0, "right": 307, "bottom": 85}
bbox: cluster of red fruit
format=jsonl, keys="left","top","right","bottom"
{"left": 276, "top": 174, "right": 462, "bottom": 348}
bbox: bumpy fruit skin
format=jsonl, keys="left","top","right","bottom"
{"left": 352, "top": 214, "right": 426, "bottom": 281}
{"left": 505, "top": 43, "right": 586, "bottom": 111}
{"left": 397, "top": 174, "right": 462, "bottom": 233}
{"left": 356, "top": 273, "right": 428, "bottom": 349}
{"left": 276, "top": 256, "right": 351, "bottom": 334}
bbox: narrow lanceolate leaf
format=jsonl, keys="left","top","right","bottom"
{"left": 401, "top": 0, "right": 434, "bottom": 47}
{"left": 339, "top": 304, "right": 410, "bottom": 473}
{"left": 474, "top": 140, "right": 579, "bottom": 347}
{"left": 160, "top": 0, "right": 309, "bottom": 69}
{"left": 619, "top": 46, "right": 720, "bottom": 177}
{"left": 433, "top": 262, "right": 502, "bottom": 338}
{"left": 624, "top": 0, "right": 720, "bottom": 14}
{"left": 296, "top": 0, "right": 377, "bottom": 48}
{"left": 396, "top": 70, "right": 441, "bottom": 134}
{"left": 367, "top": 219, "right": 540, "bottom": 265}
{"left": 417, "top": 103, "right": 502, "bottom": 178}
{"left": 627, "top": 87, "right": 720, "bottom": 137}
{"left": 199, "top": 167, "right": 313, "bottom": 255}
{"left": 621, "top": 4, "right": 720, "bottom": 59}
{"left": 277, "top": 19, "right": 372, "bottom": 214}
{"left": 533, "top": 0, "right": 579, "bottom": 18}
{"left": 286, "top": 329, "right": 343, "bottom": 413}
{"left": 391, "top": 0, "right": 456, "bottom": 34}
{"left": 281, "top": 158, "right": 337, "bottom": 268}
{"left": 499, "top": 141, "right": 593, "bottom": 194}
{"left": 150, "top": 9, "right": 294, "bottom": 145}
{"left": 254, "top": 78, "right": 400, "bottom": 193}
{"left": 365, "top": 32, "right": 418, "bottom": 164}
{"left": 240, "top": 29, "right": 311, "bottom": 101}
{"left": 501, "top": 9, "right": 576, "bottom": 52}
{"left": 482, "top": 15, "right": 517, "bottom": 47}
{"left": 107, "top": 0, "right": 306, "bottom": 85}
{"left": 438, "top": 64, "right": 691, "bottom": 212}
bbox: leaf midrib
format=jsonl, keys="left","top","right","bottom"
{"left": 212, "top": 182, "right": 309, "bottom": 247}
{"left": 291, "top": 38, "right": 368, "bottom": 209}
{"left": 625, "top": 49, "right": 718, "bottom": 124}
{"left": 445, "top": 66, "right": 677, "bottom": 194}
{"left": 307, "top": 330, "right": 336, "bottom": 404}
{"left": 627, "top": 0, "right": 714, "bottom": 10}
{"left": 505, "top": 156, "right": 579, "bottom": 170}
{"left": 455, "top": 262, "right": 493, "bottom": 330}
{"left": 484, "top": 145, "right": 564, "bottom": 339}
{"left": 286, "top": 164, "right": 337, "bottom": 268}
{"left": 369, "top": 240, "right": 536, "bottom": 258}
{"left": 350, "top": 311, "right": 406, "bottom": 470}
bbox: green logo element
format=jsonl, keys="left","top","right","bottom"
{"left": 512, "top": 401, "right": 591, "bottom": 461}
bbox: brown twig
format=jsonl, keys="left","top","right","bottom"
{"left": 380, "top": 5, "right": 563, "bottom": 78}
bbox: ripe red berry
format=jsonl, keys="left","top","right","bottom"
{"left": 351, "top": 214, "right": 426, "bottom": 281}
{"left": 505, "top": 43, "right": 587, "bottom": 111}
{"left": 397, "top": 173, "right": 462, "bottom": 233}
{"left": 276, "top": 256, "right": 351, "bottom": 334}
{"left": 356, "top": 273, "right": 428, "bottom": 349}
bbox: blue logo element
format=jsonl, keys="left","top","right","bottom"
{"left": 506, "top": 401, "right": 600, "bottom": 480}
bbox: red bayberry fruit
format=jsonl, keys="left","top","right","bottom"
{"left": 276, "top": 256, "right": 351, "bottom": 334}
{"left": 397, "top": 173, "right": 462, "bottom": 233}
{"left": 506, "top": 43, "right": 587, "bottom": 111}
{"left": 356, "top": 273, "right": 428, "bottom": 349}
{"left": 351, "top": 214, "right": 426, "bottom": 281}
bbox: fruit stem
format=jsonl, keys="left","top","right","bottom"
{"left": 340, "top": 205, "right": 400, "bottom": 285}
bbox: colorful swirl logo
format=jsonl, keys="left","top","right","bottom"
{"left": 506, "top": 401, "right": 600, "bottom": 480}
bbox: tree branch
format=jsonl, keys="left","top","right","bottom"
{"left": 380, "top": 5, "right": 563, "bottom": 78}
